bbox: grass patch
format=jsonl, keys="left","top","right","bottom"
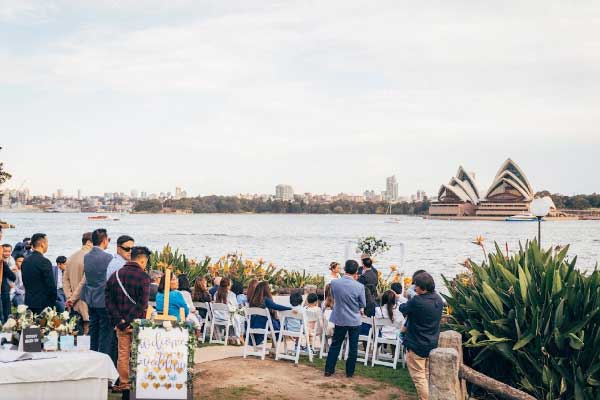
{"left": 352, "top": 383, "right": 378, "bottom": 396}
{"left": 301, "top": 357, "right": 416, "bottom": 394}
{"left": 205, "top": 385, "right": 263, "bottom": 400}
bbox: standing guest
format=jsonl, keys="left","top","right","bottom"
{"left": 0, "top": 254, "right": 16, "bottom": 322}
{"left": 324, "top": 262, "right": 341, "bottom": 286}
{"left": 52, "top": 256, "right": 68, "bottom": 312}
{"left": 83, "top": 228, "right": 113, "bottom": 355}
{"left": 63, "top": 232, "right": 93, "bottom": 335}
{"left": 192, "top": 277, "right": 212, "bottom": 318}
{"left": 399, "top": 272, "right": 444, "bottom": 400}
{"left": 2, "top": 244, "right": 15, "bottom": 270}
{"left": 156, "top": 273, "right": 189, "bottom": 320}
{"left": 208, "top": 276, "right": 221, "bottom": 297}
{"left": 148, "top": 270, "right": 163, "bottom": 302}
{"left": 231, "top": 280, "right": 247, "bottom": 306}
{"left": 105, "top": 246, "right": 151, "bottom": 398}
{"left": 106, "top": 235, "right": 135, "bottom": 280}
{"left": 248, "top": 281, "right": 291, "bottom": 345}
{"left": 11, "top": 254, "right": 25, "bottom": 306}
{"left": 324, "top": 260, "right": 366, "bottom": 379}
{"left": 21, "top": 233, "right": 56, "bottom": 315}
{"left": 21, "top": 238, "right": 33, "bottom": 258}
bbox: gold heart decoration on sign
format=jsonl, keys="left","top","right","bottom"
{"left": 141, "top": 382, "right": 149, "bottom": 389}
{"left": 165, "top": 383, "right": 172, "bottom": 390}
{"left": 176, "top": 384, "right": 183, "bottom": 390}
{"left": 153, "top": 383, "right": 160, "bottom": 389}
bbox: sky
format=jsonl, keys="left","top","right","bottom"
{"left": 0, "top": 0, "right": 599, "bottom": 197}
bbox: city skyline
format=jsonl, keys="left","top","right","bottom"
{"left": 1, "top": 1, "right": 599, "bottom": 196}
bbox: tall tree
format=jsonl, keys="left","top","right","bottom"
{"left": 0, "top": 147, "right": 12, "bottom": 195}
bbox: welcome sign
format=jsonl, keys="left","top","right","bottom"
{"left": 135, "top": 327, "right": 189, "bottom": 400}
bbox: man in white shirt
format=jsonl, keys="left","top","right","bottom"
{"left": 106, "top": 235, "right": 135, "bottom": 280}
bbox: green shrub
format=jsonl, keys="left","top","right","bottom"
{"left": 443, "top": 241, "right": 600, "bottom": 400}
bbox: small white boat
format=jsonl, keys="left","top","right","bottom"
{"left": 505, "top": 214, "right": 539, "bottom": 222}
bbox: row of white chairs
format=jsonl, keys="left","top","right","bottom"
{"left": 150, "top": 300, "right": 405, "bottom": 369}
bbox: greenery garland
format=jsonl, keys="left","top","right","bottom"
{"left": 130, "top": 319, "right": 196, "bottom": 397}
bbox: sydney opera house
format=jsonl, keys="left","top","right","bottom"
{"left": 429, "top": 159, "right": 552, "bottom": 219}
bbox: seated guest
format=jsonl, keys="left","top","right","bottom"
{"left": 148, "top": 270, "right": 162, "bottom": 302}
{"left": 53, "top": 255, "right": 68, "bottom": 312}
{"left": 304, "top": 293, "right": 320, "bottom": 334}
{"left": 248, "top": 281, "right": 291, "bottom": 344}
{"left": 192, "top": 277, "right": 212, "bottom": 319}
{"left": 178, "top": 274, "right": 202, "bottom": 332}
{"left": 231, "top": 280, "right": 247, "bottom": 306}
{"left": 399, "top": 272, "right": 443, "bottom": 400}
{"left": 379, "top": 290, "right": 405, "bottom": 339}
{"left": 208, "top": 276, "right": 221, "bottom": 298}
{"left": 322, "top": 284, "right": 335, "bottom": 337}
{"left": 214, "top": 277, "right": 244, "bottom": 342}
{"left": 285, "top": 291, "right": 305, "bottom": 332}
{"left": 246, "top": 279, "right": 259, "bottom": 304}
{"left": 11, "top": 254, "right": 25, "bottom": 306}
{"left": 391, "top": 282, "right": 408, "bottom": 306}
{"left": 155, "top": 273, "right": 189, "bottom": 321}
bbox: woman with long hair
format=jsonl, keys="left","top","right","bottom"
{"left": 380, "top": 289, "right": 405, "bottom": 339}
{"left": 246, "top": 279, "right": 259, "bottom": 304}
{"left": 322, "top": 284, "right": 335, "bottom": 337}
{"left": 324, "top": 262, "right": 341, "bottom": 285}
{"left": 192, "top": 276, "right": 212, "bottom": 318}
{"left": 248, "top": 281, "right": 291, "bottom": 344}
{"left": 213, "top": 277, "right": 244, "bottom": 344}
{"left": 176, "top": 274, "right": 202, "bottom": 334}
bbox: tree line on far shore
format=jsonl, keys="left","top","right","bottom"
{"left": 536, "top": 191, "right": 600, "bottom": 210}
{"left": 133, "top": 196, "right": 431, "bottom": 215}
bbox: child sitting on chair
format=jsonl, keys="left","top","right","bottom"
{"left": 285, "top": 291, "right": 305, "bottom": 333}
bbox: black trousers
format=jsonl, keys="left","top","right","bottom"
{"left": 324, "top": 325, "right": 360, "bottom": 377}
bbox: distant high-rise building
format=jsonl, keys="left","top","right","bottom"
{"left": 175, "top": 187, "right": 184, "bottom": 200}
{"left": 131, "top": 189, "right": 139, "bottom": 199}
{"left": 275, "top": 184, "right": 294, "bottom": 201}
{"left": 385, "top": 176, "right": 399, "bottom": 202}
{"left": 416, "top": 190, "right": 427, "bottom": 201}
{"left": 77, "top": 189, "right": 82, "bottom": 200}
{"left": 56, "top": 188, "right": 64, "bottom": 199}
{"left": 140, "top": 192, "right": 147, "bottom": 199}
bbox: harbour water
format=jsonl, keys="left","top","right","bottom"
{"left": 2, "top": 213, "right": 598, "bottom": 286}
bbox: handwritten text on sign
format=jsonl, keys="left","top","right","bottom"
{"left": 135, "top": 327, "right": 189, "bottom": 400}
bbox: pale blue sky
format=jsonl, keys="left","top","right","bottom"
{"left": 1, "top": 1, "right": 599, "bottom": 197}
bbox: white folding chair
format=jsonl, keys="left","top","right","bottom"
{"left": 196, "top": 302, "right": 212, "bottom": 343}
{"left": 243, "top": 307, "right": 278, "bottom": 360}
{"left": 275, "top": 310, "right": 314, "bottom": 364}
{"left": 345, "top": 316, "right": 373, "bottom": 366}
{"left": 319, "top": 313, "right": 346, "bottom": 360}
{"left": 209, "top": 303, "right": 232, "bottom": 346}
{"left": 371, "top": 317, "right": 404, "bottom": 369}
{"left": 305, "top": 308, "right": 322, "bottom": 352}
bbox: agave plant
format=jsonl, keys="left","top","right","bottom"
{"left": 443, "top": 240, "right": 600, "bottom": 400}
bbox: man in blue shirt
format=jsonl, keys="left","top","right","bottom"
{"left": 324, "top": 259, "right": 366, "bottom": 378}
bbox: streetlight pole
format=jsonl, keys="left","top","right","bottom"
{"left": 537, "top": 216, "right": 542, "bottom": 248}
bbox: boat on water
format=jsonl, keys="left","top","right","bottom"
{"left": 384, "top": 204, "right": 401, "bottom": 223}
{"left": 505, "top": 213, "right": 539, "bottom": 222}
{"left": 88, "top": 215, "right": 109, "bottom": 220}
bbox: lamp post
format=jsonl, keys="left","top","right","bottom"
{"left": 530, "top": 198, "right": 551, "bottom": 247}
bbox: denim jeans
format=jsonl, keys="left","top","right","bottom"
{"left": 324, "top": 325, "right": 360, "bottom": 377}
{"left": 12, "top": 293, "right": 25, "bottom": 307}
{"left": 55, "top": 288, "right": 66, "bottom": 313}
{"left": 88, "top": 307, "right": 112, "bottom": 355}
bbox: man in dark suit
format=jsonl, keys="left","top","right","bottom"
{"left": 0, "top": 257, "right": 17, "bottom": 322}
{"left": 83, "top": 228, "right": 114, "bottom": 355}
{"left": 21, "top": 233, "right": 57, "bottom": 315}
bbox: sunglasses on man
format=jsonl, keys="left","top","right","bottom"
{"left": 119, "top": 245, "right": 133, "bottom": 252}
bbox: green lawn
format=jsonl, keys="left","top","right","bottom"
{"left": 301, "top": 356, "right": 416, "bottom": 395}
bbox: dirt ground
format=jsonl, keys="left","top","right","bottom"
{"left": 194, "top": 357, "right": 415, "bottom": 400}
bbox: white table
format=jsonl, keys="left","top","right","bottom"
{"left": 0, "top": 351, "right": 118, "bottom": 400}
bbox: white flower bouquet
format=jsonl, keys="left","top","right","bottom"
{"left": 356, "top": 236, "right": 391, "bottom": 257}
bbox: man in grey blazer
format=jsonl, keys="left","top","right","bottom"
{"left": 83, "top": 228, "right": 114, "bottom": 355}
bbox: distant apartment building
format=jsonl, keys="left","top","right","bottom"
{"left": 56, "top": 188, "right": 64, "bottom": 199}
{"left": 275, "top": 184, "right": 294, "bottom": 201}
{"left": 385, "top": 176, "right": 399, "bottom": 202}
{"left": 131, "top": 189, "right": 139, "bottom": 199}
